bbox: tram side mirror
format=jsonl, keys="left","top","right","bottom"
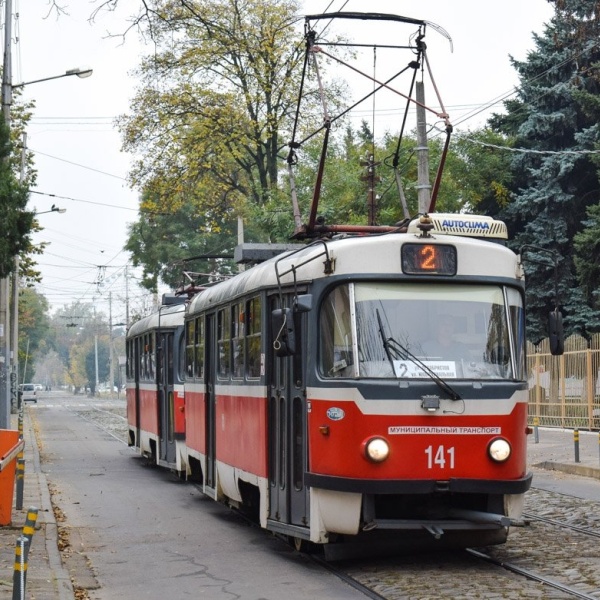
{"left": 295, "top": 294, "right": 313, "bottom": 312}
{"left": 548, "top": 309, "right": 564, "bottom": 356}
{"left": 271, "top": 308, "right": 296, "bottom": 357}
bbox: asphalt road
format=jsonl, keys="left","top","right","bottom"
{"left": 32, "top": 393, "right": 365, "bottom": 600}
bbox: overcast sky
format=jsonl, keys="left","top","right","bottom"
{"left": 11, "top": 0, "right": 554, "bottom": 323}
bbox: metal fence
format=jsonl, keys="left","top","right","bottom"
{"left": 527, "top": 333, "right": 600, "bottom": 430}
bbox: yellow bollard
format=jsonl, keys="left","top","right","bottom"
{"left": 12, "top": 507, "right": 39, "bottom": 600}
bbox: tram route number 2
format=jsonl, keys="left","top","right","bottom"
{"left": 424, "top": 445, "right": 455, "bottom": 469}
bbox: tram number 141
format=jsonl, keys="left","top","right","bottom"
{"left": 425, "top": 445, "right": 455, "bottom": 469}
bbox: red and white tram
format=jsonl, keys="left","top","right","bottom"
{"left": 126, "top": 296, "right": 187, "bottom": 472}
{"left": 127, "top": 213, "right": 562, "bottom": 556}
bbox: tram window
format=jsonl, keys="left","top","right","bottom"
{"left": 142, "top": 334, "right": 149, "bottom": 380}
{"left": 166, "top": 335, "right": 174, "bottom": 385}
{"left": 292, "top": 397, "right": 304, "bottom": 491}
{"left": 232, "top": 303, "right": 245, "bottom": 379}
{"left": 507, "top": 288, "right": 526, "bottom": 380}
{"left": 195, "top": 317, "right": 204, "bottom": 380}
{"left": 178, "top": 331, "right": 186, "bottom": 381}
{"left": 129, "top": 339, "right": 135, "bottom": 379}
{"left": 320, "top": 286, "right": 353, "bottom": 378}
{"left": 186, "top": 320, "right": 195, "bottom": 378}
{"left": 217, "top": 309, "right": 231, "bottom": 379}
{"left": 126, "top": 340, "right": 131, "bottom": 379}
{"left": 268, "top": 395, "right": 276, "bottom": 487}
{"left": 134, "top": 337, "right": 141, "bottom": 380}
{"left": 246, "top": 296, "right": 262, "bottom": 379}
{"left": 279, "top": 396, "right": 286, "bottom": 490}
{"left": 148, "top": 334, "right": 155, "bottom": 380}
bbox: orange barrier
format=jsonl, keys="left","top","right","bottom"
{"left": 0, "top": 430, "right": 25, "bottom": 525}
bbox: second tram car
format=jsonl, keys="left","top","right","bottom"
{"left": 126, "top": 297, "right": 188, "bottom": 472}
{"left": 127, "top": 213, "right": 549, "bottom": 556}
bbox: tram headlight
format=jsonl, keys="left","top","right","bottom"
{"left": 364, "top": 437, "right": 390, "bottom": 463}
{"left": 488, "top": 438, "right": 511, "bottom": 463}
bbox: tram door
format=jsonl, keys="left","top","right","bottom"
{"left": 157, "top": 331, "right": 176, "bottom": 465}
{"left": 268, "top": 294, "right": 309, "bottom": 529}
{"left": 131, "top": 337, "right": 141, "bottom": 449}
{"left": 204, "top": 314, "right": 216, "bottom": 490}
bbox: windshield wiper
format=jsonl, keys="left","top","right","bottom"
{"left": 375, "top": 309, "right": 461, "bottom": 401}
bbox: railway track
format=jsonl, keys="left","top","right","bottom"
{"left": 308, "top": 488, "right": 600, "bottom": 599}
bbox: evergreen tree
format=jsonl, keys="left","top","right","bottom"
{"left": 490, "top": 0, "right": 600, "bottom": 341}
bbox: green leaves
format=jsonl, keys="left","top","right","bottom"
{"left": 0, "top": 121, "right": 35, "bottom": 278}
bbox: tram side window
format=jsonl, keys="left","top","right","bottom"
{"left": 141, "top": 335, "right": 148, "bottom": 380}
{"left": 185, "top": 320, "right": 195, "bottom": 378}
{"left": 218, "top": 309, "right": 231, "bottom": 379}
{"left": 195, "top": 316, "right": 204, "bottom": 380}
{"left": 246, "top": 296, "right": 262, "bottom": 379}
{"left": 320, "top": 285, "right": 353, "bottom": 378}
{"left": 507, "top": 288, "right": 526, "bottom": 380}
{"left": 126, "top": 340, "right": 132, "bottom": 380}
{"left": 178, "top": 330, "right": 186, "bottom": 381}
{"left": 147, "top": 334, "right": 155, "bottom": 380}
{"left": 232, "top": 303, "right": 245, "bottom": 379}
{"left": 134, "top": 337, "right": 142, "bottom": 381}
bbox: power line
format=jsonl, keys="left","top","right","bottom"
{"left": 29, "top": 148, "right": 128, "bottom": 180}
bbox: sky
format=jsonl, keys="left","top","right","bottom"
{"left": 9, "top": 0, "right": 555, "bottom": 324}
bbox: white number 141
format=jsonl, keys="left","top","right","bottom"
{"left": 425, "top": 445, "right": 455, "bottom": 469}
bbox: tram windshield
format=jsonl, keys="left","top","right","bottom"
{"left": 320, "top": 282, "right": 525, "bottom": 381}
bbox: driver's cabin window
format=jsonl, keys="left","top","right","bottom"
{"left": 320, "top": 285, "right": 353, "bottom": 377}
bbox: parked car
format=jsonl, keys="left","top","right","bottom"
{"left": 34, "top": 384, "right": 43, "bottom": 391}
{"left": 19, "top": 383, "right": 37, "bottom": 403}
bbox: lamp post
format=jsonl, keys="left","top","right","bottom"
{"left": 0, "top": 0, "right": 92, "bottom": 428}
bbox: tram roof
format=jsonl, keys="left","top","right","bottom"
{"left": 127, "top": 302, "right": 185, "bottom": 338}
{"left": 187, "top": 230, "right": 520, "bottom": 315}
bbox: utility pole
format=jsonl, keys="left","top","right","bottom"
{"left": 109, "top": 292, "right": 114, "bottom": 394}
{"left": 360, "top": 154, "right": 381, "bottom": 226}
{"left": 415, "top": 81, "right": 431, "bottom": 214}
{"left": 10, "top": 132, "right": 26, "bottom": 413}
{"left": 125, "top": 265, "right": 130, "bottom": 327}
{"left": 0, "top": 0, "right": 13, "bottom": 428}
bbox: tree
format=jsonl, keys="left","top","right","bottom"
{"left": 125, "top": 194, "right": 238, "bottom": 290}
{"left": 0, "top": 121, "right": 35, "bottom": 278}
{"left": 489, "top": 0, "right": 600, "bottom": 340}
{"left": 84, "top": 336, "right": 110, "bottom": 395}
{"left": 573, "top": 202, "right": 600, "bottom": 311}
{"left": 119, "top": 0, "right": 309, "bottom": 212}
{"left": 18, "top": 287, "right": 51, "bottom": 369}
{"left": 33, "top": 349, "right": 67, "bottom": 389}
{"left": 50, "top": 302, "right": 111, "bottom": 394}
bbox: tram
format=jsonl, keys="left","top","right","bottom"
{"left": 177, "top": 214, "right": 537, "bottom": 555}
{"left": 126, "top": 296, "right": 188, "bottom": 473}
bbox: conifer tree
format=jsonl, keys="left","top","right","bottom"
{"left": 490, "top": 0, "right": 600, "bottom": 340}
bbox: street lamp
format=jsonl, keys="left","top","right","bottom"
{"left": 11, "top": 68, "right": 93, "bottom": 91}
{"left": 34, "top": 204, "right": 67, "bottom": 216}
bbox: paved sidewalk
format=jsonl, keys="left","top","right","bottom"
{"left": 528, "top": 425, "right": 600, "bottom": 479}
{"left": 0, "top": 410, "right": 598, "bottom": 600}
{"left": 0, "top": 408, "right": 73, "bottom": 600}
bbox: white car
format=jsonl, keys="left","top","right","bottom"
{"left": 19, "top": 383, "right": 37, "bottom": 403}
